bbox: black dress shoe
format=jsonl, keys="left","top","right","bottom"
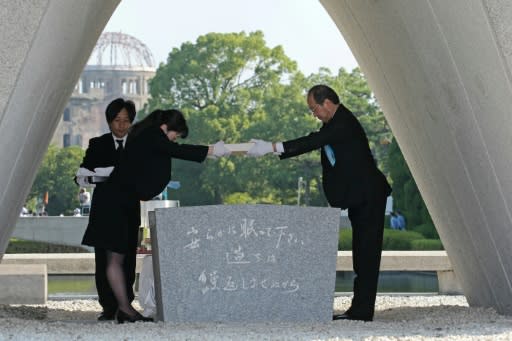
{"left": 116, "top": 309, "right": 154, "bottom": 324}
{"left": 333, "top": 313, "right": 372, "bottom": 322}
{"left": 97, "top": 311, "right": 116, "bottom": 321}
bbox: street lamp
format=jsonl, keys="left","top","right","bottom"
{"left": 297, "top": 176, "right": 306, "bottom": 206}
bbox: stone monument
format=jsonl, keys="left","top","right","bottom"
{"left": 149, "top": 204, "right": 340, "bottom": 322}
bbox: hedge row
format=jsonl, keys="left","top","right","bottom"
{"left": 6, "top": 238, "right": 90, "bottom": 253}
{"left": 338, "top": 228, "right": 444, "bottom": 250}
{"left": 8, "top": 228, "right": 444, "bottom": 253}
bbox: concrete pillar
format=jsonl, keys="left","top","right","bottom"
{"left": 321, "top": 0, "right": 512, "bottom": 314}
{"left": 0, "top": 0, "right": 120, "bottom": 257}
{"left": 437, "top": 270, "right": 463, "bottom": 295}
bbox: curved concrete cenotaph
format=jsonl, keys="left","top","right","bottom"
{"left": 0, "top": 0, "right": 119, "bottom": 256}
{"left": 0, "top": 0, "right": 511, "bottom": 315}
{"left": 321, "top": 0, "right": 512, "bottom": 314}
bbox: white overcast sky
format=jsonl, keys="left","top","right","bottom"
{"left": 103, "top": 0, "right": 358, "bottom": 75}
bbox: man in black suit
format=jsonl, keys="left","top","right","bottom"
{"left": 78, "top": 98, "right": 137, "bottom": 321}
{"left": 247, "top": 84, "right": 391, "bottom": 321}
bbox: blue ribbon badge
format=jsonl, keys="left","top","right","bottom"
{"left": 324, "top": 144, "right": 336, "bottom": 166}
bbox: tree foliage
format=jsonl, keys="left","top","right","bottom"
{"left": 306, "top": 67, "right": 393, "bottom": 172}
{"left": 148, "top": 31, "right": 318, "bottom": 205}
{"left": 28, "top": 30, "right": 435, "bottom": 227}
{"left": 385, "top": 138, "right": 437, "bottom": 237}
{"left": 146, "top": 31, "right": 396, "bottom": 207}
{"left": 28, "top": 145, "right": 84, "bottom": 215}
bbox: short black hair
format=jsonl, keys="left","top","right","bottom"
{"left": 105, "top": 98, "right": 136, "bottom": 123}
{"left": 307, "top": 85, "right": 340, "bottom": 105}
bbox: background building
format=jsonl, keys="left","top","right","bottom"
{"left": 51, "top": 32, "right": 156, "bottom": 148}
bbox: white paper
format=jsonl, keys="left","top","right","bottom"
{"left": 224, "top": 143, "right": 255, "bottom": 153}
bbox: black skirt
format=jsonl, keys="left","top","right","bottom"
{"left": 82, "top": 183, "right": 141, "bottom": 254}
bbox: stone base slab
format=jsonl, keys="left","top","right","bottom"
{"left": 0, "top": 264, "right": 47, "bottom": 304}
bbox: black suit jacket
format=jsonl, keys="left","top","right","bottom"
{"left": 113, "top": 125, "right": 209, "bottom": 201}
{"left": 80, "top": 133, "right": 125, "bottom": 248}
{"left": 83, "top": 126, "right": 208, "bottom": 252}
{"left": 80, "top": 133, "right": 120, "bottom": 225}
{"left": 80, "top": 133, "right": 120, "bottom": 171}
{"left": 280, "top": 104, "right": 391, "bottom": 209}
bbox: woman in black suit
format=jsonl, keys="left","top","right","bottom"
{"left": 82, "top": 109, "right": 229, "bottom": 323}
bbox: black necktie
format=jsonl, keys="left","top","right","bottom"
{"left": 116, "top": 139, "right": 124, "bottom": 151}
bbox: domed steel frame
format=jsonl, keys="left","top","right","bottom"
{"left": 90, "top": 31, "right": 155, "bottom": 67}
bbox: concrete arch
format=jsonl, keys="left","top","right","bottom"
{"left": 1, "top": 0, "right": 511, "bottom": 314}
{"left": 321, "top": 0, "right": 512, "bottom": 314}
{"left": 0, "top": 0, "right": 120, "bottom": 255}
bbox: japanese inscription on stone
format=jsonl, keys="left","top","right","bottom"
{"left": 150, "top": 204, "right": 340, "bottom": 322}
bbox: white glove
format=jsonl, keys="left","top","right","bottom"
{"left": 75, "top": 176, "right": 94, "bottom": 187}
{"left": 75, "top": 168, "right": 95, "bottom": 188}
{"left": 211, "top": 141, "right": 231, "bottom": 158}
{"left": 246, "top": 139, "right": 274, "bottom": 157}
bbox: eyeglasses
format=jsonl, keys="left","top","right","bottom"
{"left": 309, "top": 103, "right": 320, "bottom": 114}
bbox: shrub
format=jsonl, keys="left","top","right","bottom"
{"left": 6, "top": 238, "right": 90, "bottom": 253}
{"left": 384, "top": 214, "right": 392, "bottom": 229}
{"left": 382, "top": 229, "right": 424, "bottom": 250}
{"left": 338, "top": 228, "right": 436, "bottom": 251}
{"left": 338, "top": 228, "right": 352, "bottom": 250}
{"left": 411, "top": 238, "right": 444, "bottom": 250}
{"left": 413, "top": 223, "right": 439, "bottom": 239}
{"left": 223, "top": 192, "right": 256, "bottom": 204}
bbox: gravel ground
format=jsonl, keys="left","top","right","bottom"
{"left": 1, "top": 295, "right": 511, "bottom": 340}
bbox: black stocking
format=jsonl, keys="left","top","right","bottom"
{"left": 105, "top": 250, "right": 137, "bottom": 316}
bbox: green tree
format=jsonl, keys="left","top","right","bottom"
{"left": 147, "top": 31, "right": 396, "bottom": 207}
{"left": 28, "top": 145, "right": 85, "bottom": 215}
{"left": 241, "top": 74, "right": 327, "bottom": 206}
{"left": 148, "top": 31, "right": 317, "bottom": 205}
{"left": 306, "top": 67, "right": 393, "bottom": 173}
{"left": 386, "top": 138, "right": 437, "bottom": 238}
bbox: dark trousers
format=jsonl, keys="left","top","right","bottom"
{"left": 347, "top": 187, "right": 388, "bottom": 319}
{"left": 94, "top": 247, "right": 137, "bottom": 313}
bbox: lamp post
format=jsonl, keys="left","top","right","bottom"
{"left": 297, "top": 176, "right": 306, "bottom": 206}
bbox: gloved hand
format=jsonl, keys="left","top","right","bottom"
{"left": 246, "top": 139, "right": 274, "bottom": 157}
{"left": 211, "top": 140, "right": 231, "bottom": 158}
{"left": 75, "top": 176, "right": 95, "bottom": 188}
